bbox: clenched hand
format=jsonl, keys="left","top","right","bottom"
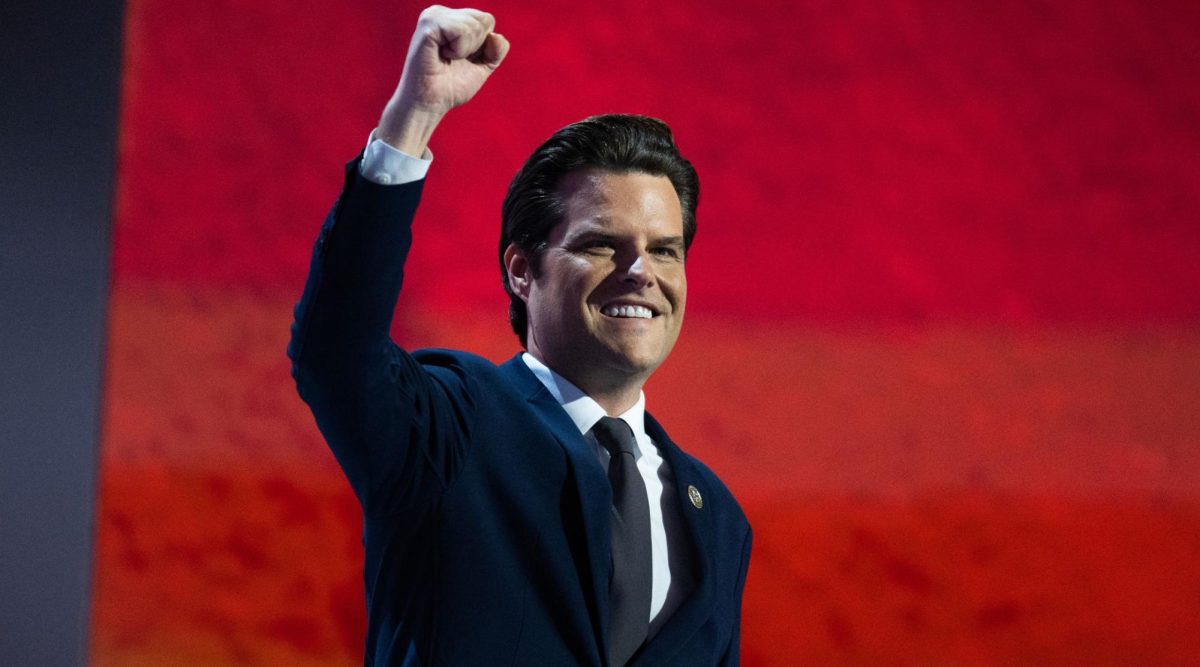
{"left": 378, "top": 5, "right": 510, "bottom": 156}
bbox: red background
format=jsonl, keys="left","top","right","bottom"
{"left": 92, "top": 0, "right": 1200, "bottom": 664}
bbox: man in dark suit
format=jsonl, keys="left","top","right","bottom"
{"left": 289, "top": 6, "right": 751, "bottom": 665}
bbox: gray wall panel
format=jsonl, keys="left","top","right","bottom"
{"left": 1, "top": 0, "right": 123, "bottom": 664}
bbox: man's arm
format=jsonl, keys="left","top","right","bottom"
{"left": 288, "top": 6, "right": 508, "bottom": 515}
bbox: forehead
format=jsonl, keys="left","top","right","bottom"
{"left": 553, "top": 169, "right": 684, "bottom": 239}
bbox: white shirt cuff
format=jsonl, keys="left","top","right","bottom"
{"left": 359, "top": 130, "right": 432, "bottom": 185}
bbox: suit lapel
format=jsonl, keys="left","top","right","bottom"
{"left": 632, "top": 413, "right": 716, "bottom": 666}
{"left": 499, "top": 356, "right": 612, "bottom": 659}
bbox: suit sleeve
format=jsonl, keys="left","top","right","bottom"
{"left": 288, "top": 158, "right": 475, "bottom": 518}
{"left": 720, "top": 525, "right": 753, "bottom": 667}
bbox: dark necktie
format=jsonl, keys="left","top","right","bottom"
{"left": 590, "top": 416, "right": 653, "bottom": 667}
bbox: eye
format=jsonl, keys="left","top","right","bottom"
{"left": 577, "top": 241, "right": 615, "bottom": 256}
{"left": 651, "top": 246, "right": 682, "bottom": 260}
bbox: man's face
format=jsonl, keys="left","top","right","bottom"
{"left": 507, "top": 169, "right": 687, "bottom": 393}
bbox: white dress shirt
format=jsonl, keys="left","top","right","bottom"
{"left": 358, "top": 137, "right": 685, "bottom": 631}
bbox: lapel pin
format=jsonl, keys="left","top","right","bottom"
{"left": 688, "top": 484, "right": 703, "bottom": 509}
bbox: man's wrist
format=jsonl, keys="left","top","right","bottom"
{"left": 376, "top": 103, "right": 444, "bottom": 156}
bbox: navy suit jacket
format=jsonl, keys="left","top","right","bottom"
{"left": 289, "top": 160, "right": 752, "bottom": 666}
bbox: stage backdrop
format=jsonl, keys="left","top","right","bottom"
{"left": 92, "top": 0, "right": 1200, "bottom": 664}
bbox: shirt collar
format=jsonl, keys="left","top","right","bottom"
{"left": 521, "top": 352, "right": 647, "bottom": 438}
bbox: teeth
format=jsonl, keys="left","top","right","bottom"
{"left": 603, "top": 305, "right": 654, "bottom": 319}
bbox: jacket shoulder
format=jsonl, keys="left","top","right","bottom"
{"left": 408, "top": 348, "right": 516, "bottom": 394}
{"left": 410, "top": 348, "right": 504, "bottom": 376}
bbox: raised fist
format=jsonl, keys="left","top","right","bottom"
{"left": 378, "top": 6, "right": 510, "bottom": 154}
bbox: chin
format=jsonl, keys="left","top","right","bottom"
{"left": 601, "top": 345, "right": 667, "bottom": 377}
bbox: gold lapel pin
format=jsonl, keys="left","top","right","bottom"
{"left": 687, "top": 485, "right": 703, "bottom": 509}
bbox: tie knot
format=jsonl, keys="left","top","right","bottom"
{"left": 591, "top": 416, "right": 639, "bottom": 458}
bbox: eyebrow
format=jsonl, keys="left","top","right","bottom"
{"left": 564, "top": 229, "right": 620, "bottom": 245}
{"left": 564, "top": 230, "right": 686, "bottom": 248}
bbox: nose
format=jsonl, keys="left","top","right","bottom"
{"left": 621, "top": 253, "right": 654, "bottom": 288}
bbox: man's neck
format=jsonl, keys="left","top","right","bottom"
{"left": 524, "top": 351, "right": 645, "bottom": 416}
{"left": 583, "top": 384, "right": 643, "bottom": 417}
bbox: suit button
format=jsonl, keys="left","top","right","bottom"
{"left": 688, "top": 485, "right": 703, "bottom": 509}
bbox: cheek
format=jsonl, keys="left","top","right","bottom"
{"left": 668, "top": 272, "right": 687, "bottom": 306}
{"left": 543, "top": 284, "right": 589, "bottom": 326}
{"left": 578, "top": 270, "right": 615, "bottom": 302}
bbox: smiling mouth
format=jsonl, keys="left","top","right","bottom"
{"left": 601, "top": 304, "right": 656, "bottom": 319}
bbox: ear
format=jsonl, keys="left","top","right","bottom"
{"left": 503, "top": 244, "right": 531, "bottom": 300}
